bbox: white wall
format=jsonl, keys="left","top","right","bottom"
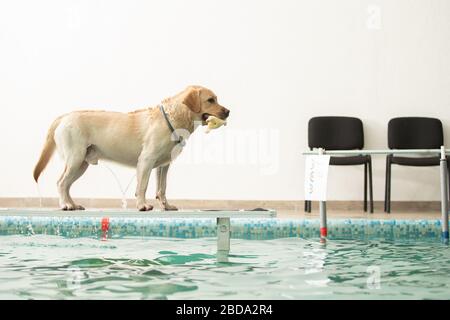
{"left": 0, "top": 0, "right": 449, "bottom": 201}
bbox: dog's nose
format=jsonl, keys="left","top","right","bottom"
{"left": 224, "top": 108, "right": 230, "bottom": 117}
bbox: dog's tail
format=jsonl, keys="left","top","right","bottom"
{"left": 33, "top": 116, "right": 62, "bottom": 182}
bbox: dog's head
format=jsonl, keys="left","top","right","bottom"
{"left": 181, "top": 86, "right": 230, "bottom": 125}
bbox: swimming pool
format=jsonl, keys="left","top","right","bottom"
{"left": 1, "top": 215, "right": 449, "bottom": 299}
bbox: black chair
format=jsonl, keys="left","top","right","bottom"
{"left": 305, "top": 116, "right": 373, "bottom": 213}
{"left": 385, "top": 117, "right": 449, "bottom": 213}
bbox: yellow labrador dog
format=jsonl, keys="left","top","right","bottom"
{"left": 33, "top": 86, "right": 230, "bottom": 211}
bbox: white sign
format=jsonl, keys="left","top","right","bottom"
{"left": 304, "top": 155, "right": 331, "bottom": 201}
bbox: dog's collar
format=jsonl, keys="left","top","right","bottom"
{"left": 158, "top": 104, "right": 185, "bottom": 147}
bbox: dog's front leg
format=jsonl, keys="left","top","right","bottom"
{"left": 156, "top": 165, "right": 178, "bottom": 211}
{"left": 135, "top": 153, "right": 155, "bottom": 211}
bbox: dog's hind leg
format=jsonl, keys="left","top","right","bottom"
{"left": 57, "top": 155, "right": 89, "bottom": 211}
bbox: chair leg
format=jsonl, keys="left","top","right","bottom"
{"left": 364, "top": 163, "right": 368, "bottom": 212}
{"left": 384, "top": 156, "right": 389, "bottom": 212}
{"left": 386, "top": 156, "right": 392, "bottom": 213}
{"left": 308, "top": 200, "right": 312, "bottom": 213}
{"left": 304, "top": 200, "right": 312, "bottom": 213}
{"left": 368, "top": 158, "right": 374, "bottom": 213}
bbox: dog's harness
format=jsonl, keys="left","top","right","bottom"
{"left": 158, "top": 104, "right": 185, "bottom": 147}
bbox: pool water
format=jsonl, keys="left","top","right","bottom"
{"left": 0, "top": 235, "right": 449, "bottom": 299}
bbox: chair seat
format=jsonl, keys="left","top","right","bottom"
{"left": 330, "top": 155, "right": 370, "bottom": 166}
{"left": 390, "top": 156, "right": 449, "bottom": 167}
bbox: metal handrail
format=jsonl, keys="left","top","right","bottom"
{"left": 303, "top": 149, "right": 450, "bottom": 156}
{"left": 302, "top": 146, "right": 449, "bottom": 243}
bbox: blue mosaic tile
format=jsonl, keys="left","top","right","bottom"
{"left": 0, "top": 216, "right": 447, "bottom": 241}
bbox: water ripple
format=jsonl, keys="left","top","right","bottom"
{"left": 0, "top": 235, "right": 449, "bottom": 299}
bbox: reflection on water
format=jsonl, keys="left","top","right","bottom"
{"left": 0, "top": 235, "right": 449, "bottom": 299}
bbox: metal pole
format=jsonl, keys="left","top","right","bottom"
{"left": 440, "top": 146, "right": 449, "bottom": 244}
{"left": 320, "top": 201, "right": 327, "bottom": 241}
{"left": 318, "top": 148, "right": 327, "bottom": 242}
{"left": 217, "top": 217, "right": 231, "bottom": 262}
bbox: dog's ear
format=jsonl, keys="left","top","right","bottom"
{"left": 182, "top": 87, "right": 201, "bottom": 113}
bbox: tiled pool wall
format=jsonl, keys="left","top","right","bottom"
{"left": 0, "top": 216, "right": 446, "bottom": 240}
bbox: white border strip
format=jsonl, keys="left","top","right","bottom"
{"left": 0, "top": 208, "right": 277, "bottom": 219}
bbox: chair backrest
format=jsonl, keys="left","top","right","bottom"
{"left": 308, "top": 116, "right": 364, "bottom": 150}
{"left": 388, "top": 117, "right": 443, "bottom": 149}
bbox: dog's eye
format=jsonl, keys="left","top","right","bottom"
{"left": 207, "top": 98, "right": 216, "bottom": 104}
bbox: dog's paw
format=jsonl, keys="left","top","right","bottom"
{"left": 61, "top": 204, "right": 85, "bottom": 211}
{"left": 163, "top": 204, "right": 178, "bottom": 211}
{"left": 61, "top": 204, "right": 75, "bottom": 211}
{"left": 138, "top": 203, "right": 154, "bottom": 211}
